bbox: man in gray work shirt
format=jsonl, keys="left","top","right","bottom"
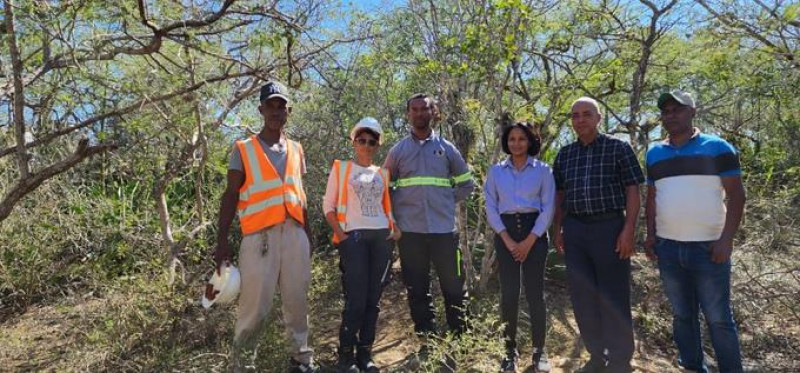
{"left": 383, "top": 93, "right": 474, "bottom": 339}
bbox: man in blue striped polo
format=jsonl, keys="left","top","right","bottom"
{"left": 644, "top": 90, "right": 745, "bottom": 373}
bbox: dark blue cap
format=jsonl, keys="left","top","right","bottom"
{"left": 259, "top": 81, "right": 290, "bottom": 103}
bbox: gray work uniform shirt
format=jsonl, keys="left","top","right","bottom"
{"left": 383, "top": 131, "right": 474, "bottom": 234}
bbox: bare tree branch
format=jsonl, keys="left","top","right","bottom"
{"left": 0, "top": 139, "right": 117, "bottom": 222}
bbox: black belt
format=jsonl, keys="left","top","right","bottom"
{"left": 569, "top": 210, "right": 624, "bottom": 223}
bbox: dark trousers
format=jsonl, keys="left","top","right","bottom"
{"left": 398, "top": 232, "right": 467, "bottom": 334}
{"left": 495, "top": 213, "right": 548, "bottom": 356}
{"left": 338, "top": 229, "right": 392, "bottom": 349}
{"left": 563, "top": 215, "right": 634, "bottom": 364}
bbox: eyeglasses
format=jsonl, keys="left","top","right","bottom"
{"left": 355, "top": 138, "right": 378, "bottom": 147}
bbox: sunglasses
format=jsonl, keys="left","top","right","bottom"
{"left": 355, "top": 138, "right": 379, "bottom": 147}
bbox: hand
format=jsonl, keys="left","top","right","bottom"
{"left": 213, "top": 242, "right": 232, "bottom": 275}
{"left": 553, "top": 229, "right": 565, "bottom": 255}
{"left": 615, "top": 225, "right": 635, "bottom": 259}
{"left": 710, "top": 237, "right": 734, "bottom": 263}
{"left": 387, "top": 228, "right": 402, "bottom": 241}
{"left": 514, "top": 234, "right": 538, "bottom": 263}
{"left": 643, "top": 235, "right": 658, "bottom": 261}
{"left": 500, "top": 232, "right": 519, "bottom": 258}
{"left": 204, "top": 283, "right": 220, "bottom": 300}
{"left": 334, "top": 230, "right": 349, "bottom": 244}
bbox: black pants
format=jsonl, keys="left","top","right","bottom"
{"left": 495, "top": 213, "right": 548, "bottom": 356}
{"left": 338, "top": 229, "right": 392, "bottom": 349}
{"left": 398, "top": 232, "right": 467, "bottom": 334}
{"left": 563, "top": 215, "right": 634, "bottom": 364}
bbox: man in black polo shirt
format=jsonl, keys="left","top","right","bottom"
{"left": 552, "top": 97, "right": 644, "bottom": 373}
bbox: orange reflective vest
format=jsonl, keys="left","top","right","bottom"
{"left": 331, "top": 160, "right": 395, "bottom": 244}
{"left": 236, "top": 135, "right": 307, "bottom": 235}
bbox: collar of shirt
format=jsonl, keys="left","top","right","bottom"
{"left": 500, "top": 156, "right": 536, "bottom": 170}
{"left": 663, "top": 127, "right": 701, "bottom": 147}
{"left": 576, "top": 132, "right": 611, "bottom": 148}
{"left": 410, "top": 129, "right": 437, "bottom": 144}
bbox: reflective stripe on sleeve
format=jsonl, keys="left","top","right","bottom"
{"left": 452, "top": 171, "right": 472, "bottom": 184}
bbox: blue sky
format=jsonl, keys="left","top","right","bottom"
{"left": 346, "top": 0, "right": 403, "bottom": 12}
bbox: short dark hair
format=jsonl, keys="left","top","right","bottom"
{"left": 406, "top": 93, "right": 435, "bottom": 111}
{"left": 501, "top": 121, "right": 541, "bottom": 156}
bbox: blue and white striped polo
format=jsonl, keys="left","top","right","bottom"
{"left": 646, "top": 129, "right": 741, "bottom": 241}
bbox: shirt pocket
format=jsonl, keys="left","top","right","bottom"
{"left": 426, "top": 144, "right": 450, "bottom": 177}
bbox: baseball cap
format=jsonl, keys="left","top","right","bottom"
{"left": 260, "top": 81, "right": 290, "bottom": 103}
{"left": 658, "top": 90, "right": 696, "bottom": 109}
{"left": 350, "top": 117, "right": 383, "bottom": 145}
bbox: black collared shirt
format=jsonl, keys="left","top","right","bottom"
{"left": 553, "top": 133, "right": 644, "bottom": 215}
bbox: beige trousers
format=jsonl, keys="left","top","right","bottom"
{"left": 234, "top": 220, "right": 313, "bottom": 364}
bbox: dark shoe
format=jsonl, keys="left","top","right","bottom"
{"left": 500, "top": 356, "right": 517, "bottom": 372}
{"left": 575, "top": 357, "right": 607, "bottom": 373}
{"left": 356, "top": 346, "right": 379, "bottom": 373}
{"left": 289, "top": 358, "right": 319, "bottom": 373}
{"left": 603, "top": 361, "right": 632, "bottom": 373}
{"left": 337, "top": 346, "right": 359, "bottom": 373}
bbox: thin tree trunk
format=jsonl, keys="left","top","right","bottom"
{"left": 4, "top": 0, "right": 30, "bottom": 179}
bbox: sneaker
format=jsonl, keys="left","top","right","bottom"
{"left": 289, "top": 358, "right": 319, "bottom": 373}
{"left": 575, "top": 357, "right": 606, "bottom": 373}
{"left": 356, "top": 346, "right": 379, "bottom": 373}
{"left": 500, "top": 356, "right": 517, "bottom": 372}
{"left": 532, "top": 351, "right": 551, "bottom": 372}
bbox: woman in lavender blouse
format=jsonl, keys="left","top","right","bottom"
{"left": 484, "top": 122, "right": 556, "bottom": 373}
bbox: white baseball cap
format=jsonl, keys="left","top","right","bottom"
{"left": 349, "top": 117, "right": 383, "bottom": 145}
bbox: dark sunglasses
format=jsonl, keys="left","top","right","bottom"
{"left": 355, "top": 138, "right": 379, "bottom": 147}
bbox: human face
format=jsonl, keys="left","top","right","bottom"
{"left": 660, "top": 99, "right": 695, "bottom": 137}
{"left": 353, "top": 130, "right": 379, "bottom": 160}
{"left": 507, "top": 127, "right": 530, "bottom": 158}
{"left": 407, "top": 98, "right": 434, "bottom": 131}
{"left": 570, "top": 101, "right": 601, "bottom": 140}
{"left": 258, "top": 98, "right": 291, "bottom": 132}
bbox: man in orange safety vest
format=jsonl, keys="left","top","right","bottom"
{"left": 214, "top": 81, "right": 318, "bottom": 373}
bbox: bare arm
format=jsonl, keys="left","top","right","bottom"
{"left": 644, "top": 185, "right": 658, "bottom": 260}
{"left": 615, "top": 184, "right": 641, "bottom": 259}
{"left": 711, "top": 176, "right": 746, "bottom": 263}
{"left": 553, "top": 190, "right": 565, "bottom": 254}
{"left": 214, "top": 169, "right": 244, "bottom": 272}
